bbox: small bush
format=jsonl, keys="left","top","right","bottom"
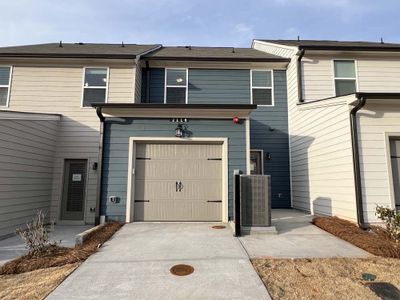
{"left": 16, "top": 210, "right": 56, "bottom": 256}
{"left": 375, "top": 205, "right": 400, "bottom": 242}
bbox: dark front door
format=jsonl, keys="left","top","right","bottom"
{"left": 61, "top": 159, "right": 87, "bottom": 220}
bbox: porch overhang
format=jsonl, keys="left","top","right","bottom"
{"left": 91, "top": 103, "right": 257, "bottom": 118}
{"left": 347, "top": 92, "right": 400, "bottom": 105}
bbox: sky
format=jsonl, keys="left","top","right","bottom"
{"left": 1, "top": 0, "right": 399, "bottom": 47}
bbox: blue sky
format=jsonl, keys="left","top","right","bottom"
{"left": 1, "top": 0, "right": 399, "bottom": 47}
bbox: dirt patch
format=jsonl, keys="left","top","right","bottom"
{"left": 0, "top": 263, "right": 79, "bottom": 300}
{"left": 252, "top": 258, "right": 400, "bottom": 300}
{"left": 0, "top": 221, "right": 122, "bottom": 275}
{"left": 313, "top": 216, "right": 400, "bottom": 258}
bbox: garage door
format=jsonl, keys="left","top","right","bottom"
{"left": 134, "top": 142, "right": 222, "bottom": 221}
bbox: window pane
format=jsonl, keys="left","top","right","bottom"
{"left": 83, "top": 88, "right": 106, "bottom": 107}
{"left": 166, "top": 87, "right": 186, "bottom": 103}
{"left": 334, "top": 61, "right": 355, "bottom": 78}
{"left": 0, "top": 67, "right": 10, "bottom": 85}
{"left": 252, "top": 89, "right": 272, "bottom": 105}
{"left": 335, "top": 79, "right": 356, "bottom": 96}
{"left": 252, "top": 70, "right": 271, "bottom": 87}
{"left": 84, "top": 68, "right": 107, "bottom": 87}
{"left": 0, "top": 87, "right": 8, "bottom": 106}
{"left": 250, "top": 151, "right": 262, "bottom": 175}
{"left": 166, "top": 69, "right": 186, "bottom": 86}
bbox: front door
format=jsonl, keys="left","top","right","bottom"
{"left": 61, "top": 159, "right": 87, "bottom": 220}
{"left": 134, "top": 142, "right": 222, "bottom": 221}
{"left": 390, "top": 138, "right": 400, "bottom": 210}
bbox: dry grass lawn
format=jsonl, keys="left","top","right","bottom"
{"left": 252, "top": 258, "right": 400, "bottom": 300}
{"left": 0, "top": 263, "right": 79, "bottom": 300}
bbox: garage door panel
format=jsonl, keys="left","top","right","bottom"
{"left": 134, "top": 200, "right": 222, "bottom": 221}
{"left": 134, "top": 142, "right": 223, "bottom": 221}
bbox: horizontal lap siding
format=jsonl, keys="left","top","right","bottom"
{"left": 0, "top": 119, "right": 58, "bottom": 238}
{"left": 358, "top": 103, "right": 400, "bottom": 223}
{"left": 102, "top": 118, "right": 246, "bottom": 221}
{"left": 4, "top": 62, "right": 135, "bottom": 224}
{"left": 250, "top": 70, "right": 291, "bottom": 207}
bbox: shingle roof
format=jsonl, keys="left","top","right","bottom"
{"left": 259, "top": 39, "right": 400, "bottom": 51}
{"left": 143, "top": 46, "right": 288, "bottom": 62}
{"left": 0, "top": 43, "right": 161, "bottom": 59}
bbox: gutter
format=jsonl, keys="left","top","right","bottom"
{"left": 297, "top": 49, "right": 305, "bottom": 103}
{"left": 94, "top": 107, "right": 105, "bottom": 225}
{"left": 350, "top": 94, "right": 367, "bottom": 228}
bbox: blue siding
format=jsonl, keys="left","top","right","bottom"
{"left": 189, "top": 69, "right": 250, "bottom": 104}
{"left": 102, "top": 118, "right": 246, "bottom": 221}
{"left": 141, "top": 68, "right": 164, "bottom": 103}
{"left": 250, "top": 70, "right": 291, "bottom": 208}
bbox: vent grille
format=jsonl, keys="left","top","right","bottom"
{"left": 240, "top": 175, "right": 271, "bottom": 227}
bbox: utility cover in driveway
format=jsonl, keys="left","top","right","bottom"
{"left": 134, "top": 143, "right": 222, "bottom": 221}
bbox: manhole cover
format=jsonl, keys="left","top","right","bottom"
{"left": 170, "top": 264, "right": 194, "bottom": 276}
{"left": 212, "top": 225, "right": 226, "bottom": 229}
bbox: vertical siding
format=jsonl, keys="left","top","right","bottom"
{"left": 4, "top": 62, "right": 135, "bottom": 224}
{"left": 0, "top": 118, "right": 59, "bottom": 237}
{"left": 358, "top": 103, "right": 400, "bottom": 223}
{"left": 188, "top": 69, "right": 250, "bottom": 104}
{"left": 102, "top": 118, "right": 246, "bottom": 221}
{"left": 250, "top": 70, "right": 291, "bottom": 207}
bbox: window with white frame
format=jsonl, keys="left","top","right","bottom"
{"left": 251, "top": 70, "right": 273, "bottom": 106}
{"left": 0, "top": 66, "right": 12, "bottom": 107}
{"left": 82, "top": 67, "right": 108, "bottom": 107}
{"left": 165, "top": 68, "right": 187, "bottom": 104}
{"left": 334, "top": 60, "right": 357, "bottom": 97}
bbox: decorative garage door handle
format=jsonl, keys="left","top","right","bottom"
{"left": 176, "top": 181, "right": 183, "bottom": 192}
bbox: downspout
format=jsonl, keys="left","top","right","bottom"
{"left": 297, "top": 49, "right": 305, "bottom": 103}
{"left": 350, "top": 95, "right": 367, "bottom": 228}
{"left": 95, "top": 107, "right": 105, "bottom": 225}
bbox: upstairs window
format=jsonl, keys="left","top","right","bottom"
{"left": 165, "top": 68, "right": 187, "bottom": 104}
{"left": 334, "top": 60, "right": 357, "bottom": 97}
{"left": 0, "top": 66, "right": 12, "bottom": 107}
{"left": 82, "top": 67, "right": 108, "bottom": 107}
{"left": 251, "top": 70, "right": 273, "bottom": 106}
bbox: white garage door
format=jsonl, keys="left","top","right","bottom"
{"left": 134, "top": 142, "right": 222, "bottom": 221}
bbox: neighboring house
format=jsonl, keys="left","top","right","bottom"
{"left": 0, "top": 43, "right": 291, "bottom": 237}
{"left": 253, "top": 39, "right": 400, "bottom": 225}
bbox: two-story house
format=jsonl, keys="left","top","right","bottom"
{"left": 0, "top": 43, "right": 291, "bottom": 237}
{"left": 254, "top": 39, "right": 400, "bottom": 226}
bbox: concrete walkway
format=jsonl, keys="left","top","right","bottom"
{"left": 239, "top": 209, "right": 370, "bottom": 258}
{"left": 0, "top": 225, "right": 91, "bottom": 265}
{"left": 48, "top": 223, "right": 270, "bottom": 300}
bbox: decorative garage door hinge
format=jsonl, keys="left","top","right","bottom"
{"left": 207, "top": 200, "right": 222, "bottom": 203}
{"left": 207, "top": 158, "right": 222, "bottom": 160}
{"left": 137, "top": 157, "right": 151, "bottom": 160}
{"left": 135, "top": 200, "right": 150, "bottom": 202}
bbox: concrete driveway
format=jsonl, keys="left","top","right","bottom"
{"left": 48, "top": 223, "right": 269, "bottom": 300}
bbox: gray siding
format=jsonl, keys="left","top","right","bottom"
{"left": 102, "top": 118, "right": 246, "bottom": 221}
{"left": 188, "top": 69, "right": 250, "bottom": 104}
{"left": 250, "top": 70, "right": 291, "bottom": 207}
{"left": 0, "top": 118, "right": 59, "bottom": 238}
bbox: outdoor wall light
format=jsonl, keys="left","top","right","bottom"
{"left": 175, "top": 124, "right": 184, "bottom": 138}
{"left": 265, "top": 152, "right": 272, "bottom": 160}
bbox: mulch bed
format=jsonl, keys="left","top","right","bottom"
{"left": 313, "top": 217, "right": 400, "bottom": 258}
{"left": 0, "top": 221, "right": 123, "bottom": 275}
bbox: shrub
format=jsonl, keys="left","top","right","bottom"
{"left": 375, "top": 205, "right": 400, "bottom": 242}
{"left": 16, "top": 210, "right": 56, "bottom": 255}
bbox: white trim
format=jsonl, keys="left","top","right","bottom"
{"left": 252, "top": 39, "right": 299, "bottom": 52}
{"left": 0, "top": 65, "right": 12, "bottom": 108}
{"left": 250, "top": 149, "right": 264, "bottom": 175}
{"left": 125, "top": 137, "right": 229, "bottom": 223}
{"left": 250, "top": 69, "right": 274, "bottom": 106}
{"left": 332, "top": 59, "right": 358, "bottom": 97}
{"left": 0, "top": 111, "right": 60, "bottom": 120}
{"left": 164, "top": 68, "right": 188, "bottom": 104}
{"left": 81, "top": 66, "right": 109, "bottom": 108}
{"left": 245, "top": 118, "right": 251, "bottom": 174}
{"left": 384, "top": 132, "right": 400, "bottom": 210}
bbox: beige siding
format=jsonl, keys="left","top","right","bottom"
{"left": 2, "top": 60, "right": 136, "bottom": 224}
{"left": 301, "top": 54, "right": 400, "bottom": 101}
{"left": 254, "top": 41, "right": 358, "bottom": 221}
{"left": 358, "top": 102, "right": 400, "bottom": 222}
{"left": 0, "top": 117, "right": 59, "bottom": 237}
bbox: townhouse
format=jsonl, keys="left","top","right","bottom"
{"left": 0, "top": 43, "right": 291, "bottom": 237}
